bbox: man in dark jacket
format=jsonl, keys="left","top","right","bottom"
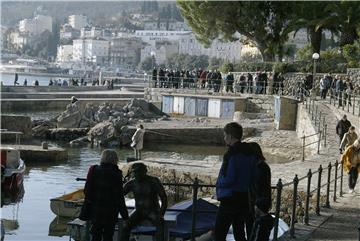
{"left": 81, "top": 150, "right": 129, "bottom": 241}
{"left": 215, "top": 122, "right": 257, "bottom": 241}
{"left": 336, "top": 115, "right": 352, "bottom": 144}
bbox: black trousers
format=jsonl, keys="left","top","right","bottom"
{"left": 214, "top": 201, "right": 249, "bottom": 241}
{"left": 121, "top": 210, "right": 164, "bottom": 241}
{"left": 249, "top": 214, "right": 274, "bottom": 241}
{"left": 90, "top": 220, "right": 116, "bottom": 241}
{"left": 349, "top": 166, "right": 359, "bottom": 189}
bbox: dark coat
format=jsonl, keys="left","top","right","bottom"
{"left": 84, "top": 163, "right": 128, "bottom": 223}
{"left": 336, "top": 119, "right": 352, "bottom": 136}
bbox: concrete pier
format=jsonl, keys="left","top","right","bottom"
{"left": 1, "top": 144, "right": 68, "bottom": 162}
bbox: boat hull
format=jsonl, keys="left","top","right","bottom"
{"left": 50, "top": 189, "right": 84, "bottom": 218}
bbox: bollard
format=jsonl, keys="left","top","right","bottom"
{"left": 334, "top": 160, "right": 338, "bottom": 202}
{"left": 273, "top": 179, "right": 283, "bottom": 241}
{"left": 302, "top": 135, "right": 306, "bottom": 161}
{"left": 304, "top": 169, "right": 312, "bottom": 225}
{"left": 317, "top": 131, "right": 322, "bottom": 154}
{"left": 190, "top": 178, "right": 199, "bottom": 241}
{"left": 290, "top": 175, "right": 299, "bottom": 238}
{"left": 325, "top": 162, "right": 332, "bottom": 208}
{"left": 340, "top": 160, "right": 344, "bottom": 197}
{"left": 352, "top": 95, "right": 356, "bottom": 115}
{"left": 316, "top": 165, "right": 323, "bottom": 216}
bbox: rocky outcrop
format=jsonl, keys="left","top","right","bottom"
{"left": 47, "top": 128, "right": 89, "bottom": 141}
{"left": 57, "top": 102, "right": 82, "bottom": 128}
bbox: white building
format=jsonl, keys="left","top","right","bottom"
{"left": 141, "top": 40, "right": 179, "bottom": 65}
{"left": 110, "top": 37, "right": 142, "bottom": 68}
{"left": 56, "top": 45, "right": 73, "bottom": 62}
{"left": 72, "top": 38, "right": 109, "bottom": 65}
{"left": 19, "top": 15, "right": 52, "bottom": 35}
{"left": 81, "top": 26, "right": 102, "bottom": 39}
{"left": 178, "top": 32, "right": 242, "bottom": 61}
{"left": 144, "top": 20, "right": 191, "bottom": 31}
{"left": 135, "top": 30, "right": 191, "bottom": 47}
{"left": 68, "top": 15, "right": 88, "bottom": 30}
{"left": 60, "top": 24, "right": 80, "bottom": 40}
{"left": 8, "top": 31, "right": 32, "bottom": 49}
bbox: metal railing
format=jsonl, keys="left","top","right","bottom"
{"left": 145, "top": 75, "right": 308, "bottom": 99}
{"left": 328, "top": 89, "right": 360, "bottom": 117}
{"left": 75, "top": 157, "right": 346, "bottom": 241}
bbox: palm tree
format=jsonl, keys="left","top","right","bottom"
{"left": 289, "top": 2, "right": 337, "bottom": 54}
{"left": 322, "top": 1, "right": 360, "bottom": 47}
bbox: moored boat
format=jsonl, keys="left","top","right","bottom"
{"left": 50, "top": 189, "right": 84, "bottom": 218}
{"left": 1, "top": 148, "right": 26, "bottom": 192}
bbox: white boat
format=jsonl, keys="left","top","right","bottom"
{"left": 50, "top": 189, "right": 84, "bottom": 218}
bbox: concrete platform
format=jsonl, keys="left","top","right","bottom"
{"left": 1, "top": 97, "right": 138, "bottom": 111}
{"left": 1, "top": 144, "right": 68, "bottom": 162}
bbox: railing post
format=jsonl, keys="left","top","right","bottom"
{"left": 273, "top": 179, "right": 283, "bottom": 241}
{"left": 324, "top": 124, "right": 327, "bottom": 147}
{"left": 358, "top": 99, "right": 360, "bottom": 117}
{"left": 352, "top": 94, "right": 355, "bottom": 115}
{"left": 312, "top": 101, "right": 315, "bottom": 119}
{"left": 316, "top": 165, "right": 323, "bottom": 216}
{"left": 334, "top": 160, "right": 338, "bottom": 202}
{"left": 190, "top": 178, "right": 199, "bottom": 241}
{"left": 304, "top": 169, "right": 312, "bottom": 225}
{"left": 318, "top": 112, "right": 322, "bottom": 132}
{"left": 302, "top": 135, "right": 306, "bottom": 161}
{"left": 314, "top": 105, "right": 318, "bottom": 122}
{"left": 325, "top": 162, "right": 332, "bottom": 208}
{"left": 290, "top": 175, "right": 299, "bottom": 238}
{"left": 317, "top": 131, "right": 322, "bottom": 154}
{"left": 340, "top": 160, "right": 344, "bottom": 197}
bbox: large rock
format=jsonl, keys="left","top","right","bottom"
{"left": 88, "top": 121, "right": 118, "bottom": 146}
{"left": 57, "top": 102, "right": 82, "bottom": 128}
{"left": 48, "top": 128, "right": 89, "bottom": 141}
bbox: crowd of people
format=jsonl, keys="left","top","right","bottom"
{"left": 151, "top": 67, "right": 286, "bottom": 95}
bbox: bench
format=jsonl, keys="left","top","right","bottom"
{"left": 68, "top": 212, "right": 177, "bottom": 241}
{"left": 0, "top": 129, "right": 23, "bottom": 144}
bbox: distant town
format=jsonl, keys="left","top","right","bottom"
{"left": 0, "top": 2, "right": 331, "bottom": 76}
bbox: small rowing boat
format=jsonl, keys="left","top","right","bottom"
{"left": 50, "top": 189, "right": 84, "bottom": 218}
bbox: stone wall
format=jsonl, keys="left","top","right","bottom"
{"left": 1, "top": 115, "right": 32, "bottom": 141}
{"left": 245, "top": 95, "right": 275, "bottom": 115}
{"left": 347, "top": 68, "right": 360, "bottom": 86}
{"left": 296, "top": 104, "right": 319, "bottom": 155}
{"left": 1, "top": 99, "right": 132, "bottom": 112}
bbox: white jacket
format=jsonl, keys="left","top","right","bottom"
{"left": 131, "top": 128, "right": 145, "bottom": 150}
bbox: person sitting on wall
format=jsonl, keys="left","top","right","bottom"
{"left": 121, "top": 162, "right": 168, "bottom": 241}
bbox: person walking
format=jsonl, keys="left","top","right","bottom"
{"left": 336, "top": 115, "right": 352, "bottom": 144}
{"left": 79, "top": 150, "right": 129, "bottom": 241}
{"left": 214, "top": 122, "right": 257, "bottom": 241}
{"left": 340, "top": 126, "right": 358, "bottom": 154}
{"left": 14, "top": 73, "right": 19, "bottom": 85}
{"left": 341, "top": 139, "right": 360, "bottom": 194}
{"left": 131, "top": 124, "right": 145, "bottom": 160}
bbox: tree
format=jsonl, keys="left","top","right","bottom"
{"left": 342, "top": 41, "right": 360, "bottom": 67}
{"left": 176, "top": 1, "right": 295, "bottom": 61}
{"left": 139, "top": 56, "right": 156, "bottom": 71}
{"left": 324, "top": 1, "right": 360, "bottom": 47}
{"left": 166, "top": 53, "right": 209, "bottom": 70}
{"left": 289, "top": 2, "right": 337, "bottom": 55}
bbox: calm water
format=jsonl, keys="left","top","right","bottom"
{"left": 0, "top": 73, "right": 70, "bottom": 87}
{"left": 1, "top": 143, "right": 225, "bottom": 241}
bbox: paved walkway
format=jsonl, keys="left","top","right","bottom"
{"left": 276, "top": 99, "right": 360, "bottom": 241}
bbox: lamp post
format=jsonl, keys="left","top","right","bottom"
{"left": 312, "top": 53, "right": 320, "bottom": 90}
{"left": 150, "top": 51, "right": 156, "bottom": 87}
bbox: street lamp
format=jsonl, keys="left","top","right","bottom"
{"left": 312, "top": 53, "right": 320, "bottom": 90}
{"left": 150, "top": 51, "right": 156, "bottom": 87}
